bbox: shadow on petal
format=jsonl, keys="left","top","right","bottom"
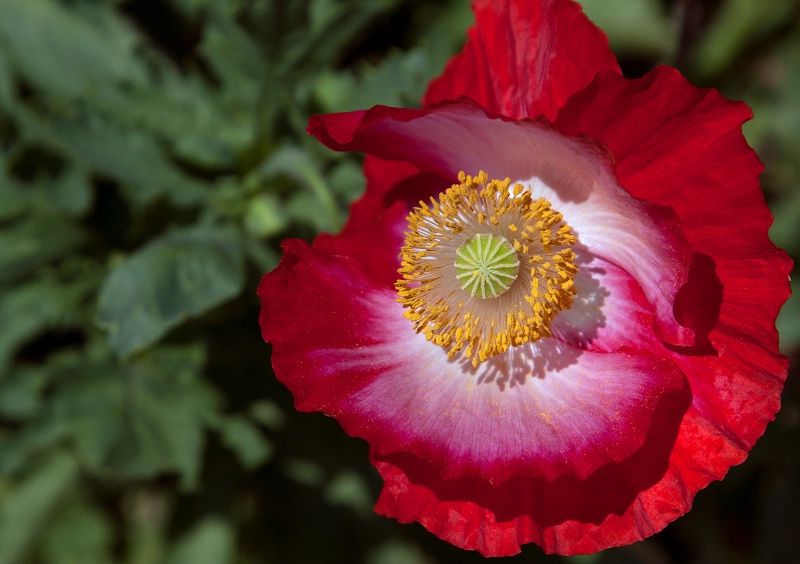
{"left": 456, "top": 243, "right": 608, "bottom": 391}
{"left": 468, "top": 339, "right": 583, "bottom": 390}
{"left": 668, "top": 252, "right": 721, "bottom": 356}
{"left": 549, "top": 243, "right": 610, "bottom": 349}
{"left": 382, "top": 170, "right": 453, "bottom": 211}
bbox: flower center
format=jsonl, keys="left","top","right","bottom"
{"left": 455, "top": 233, "right": 520, "bottom": 299}
{"left": 396, "top": 171, "right": 578, "bottom": 367}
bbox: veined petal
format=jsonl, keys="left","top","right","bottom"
{"left": 347, "top": 340, "right": 684, "bottom": 483}
{"left": 309, "top": 101, "right": 693, "bottom": 346}
{"left": 373, "top": 376, "right": 692, "bottom": 557}
{"left": 550, "top": 252, "right": 657, "bottom": 352}
{"left": 259, "top": 238, "right": 685, "bottom": 484}
{"left": 554, "top": 65, "right": 792, "bottom": 349}
{"left": 258, "top": 239, "right": 400, "bottom": 409}
{"left": 668, "top": 258, "right": 789, "bottom": 474}
{"left": 553, "top": 65, "right": 791, "bottom": 464}
{"left": 371, "top": 305, "right": 787, "bottom": 558}
{"left": 424, "top": 0, "right": 620, "bottom": 120}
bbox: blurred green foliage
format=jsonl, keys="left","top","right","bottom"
{"left": 0, "top": 0, "right": 797, "bottom": 562}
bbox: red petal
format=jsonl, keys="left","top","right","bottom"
{"left": 424, "top": 0, "right": 620, "bottom": 120}
{"left": 280, "top": 30, "right": 792, "bottom": 559}
{"left": 373, "top": 330, "right": 786, "bottom": 558}
{"left": 553, "top": 64, "right": 791, "bottom": 440}
{"left": 551, "top": 253, "right": 658, "bottom": 353}
{"left": 373, "top": 378, "right": 693, "bottom": 556}
{"left": 346, "top": 341, "right": 684, "bottom": 483}
{"left": 314, "top": 158, "right": 450, "bottom": 289}
{"left": 309, "top": 101, "right": 693, "bottom": 346}
{"left": 258, "top": 239, "right": 401, "bottom": 410}
{"left": 259, "top": 239, "right": 685, "bottom": 485}
{"left": 518, "top": 64, "right": 796, "bottom": 553}
{"left": 553, "top": 66, "right": 790, "bottom": 296}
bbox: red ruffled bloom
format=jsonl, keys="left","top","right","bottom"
{"left": 259, "top": 0, "right": 791, "bottom": 557}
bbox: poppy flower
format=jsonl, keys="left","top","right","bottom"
{"left": 258, "top": 0, "right": 791, "bottom": 556}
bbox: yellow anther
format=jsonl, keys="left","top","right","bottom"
{"left": 395, "top": 171, "right": 578, "bottom": 366}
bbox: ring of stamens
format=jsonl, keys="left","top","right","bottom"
{"left": 396, "top": 171, "right": 578, "bottom": 367}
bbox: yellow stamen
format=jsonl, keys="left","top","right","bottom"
{"left": 395, "top": 171, "right": 578, "bottom": 367}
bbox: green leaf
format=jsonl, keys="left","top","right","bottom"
{"left": 217, "top": 415, "right": 273, "bottom": 470}
{"left": 0, "top": 46, "right": 13, "bottom": 109}
{"left": 163, "top": 518, "right": 234, "bottom": 564}
{"left": 0, "top": 453, "right": 79, "bottom": 564}
{"left": 313, "top": 46, "right": 436, "bottom": 112}
{"left": 124, "top": 489, "right": 169, "bottom": 564}
{"left": 198, "top": 16, "right": 263, "bottom": 98}
{"left": 244, "top": 193, "right": 288, "bottom": 238}
{"left": 410, "top": 0, "right": 473, "bottom": 67}
{"left": 285, "top": 191, "right": 327, "bottom": 232}
{"left": 770, "top": 193, "right": 800, "bottom": 257}
{"left": 259, "top": 146, "right": 340, "bottom": 232}
{"left": 35, "top": 164, "right": 93, "bottom": 217}
{"left": 243, "top": 237, "right": 280, "bottom": 273}
{"left": 777, "top": 280, "right": 800, "bottom": 354}
{"left": 278, "top": 0, "right": 405, "bottom": 73}
{"left": 1, "top": 146, "right": 92, "bottom": 219}
{"left": 248, "top": 400, "right": 285, "bottom": 431}
{"left": 46, "top": 111, "right": 206, "bottom": 207}
{"left": 691, "top": 0, "right": 796, "bottom": 79}
{"left": 0, "top": 272, "right": 97, "bottom": 376}
{"left": 0, "top": 365, "right": 48, "bottom": 420}
{"left": 34, "top": 41, "right": 244, "bottom": 170}
{"left": 89, "top": 70, "right": 255, "bottom": 170}
{"left": 366, "top": 541, "right": 430, "bottom": 564}
{"left": 743, "top": 32, "right": 800, "bottom": 208}
{"left": 0, "top": 419, "right": 68, "bottom": 478}
{"left": 172, "top": 132, "right": 243, "bottom": 171}
{"left": 323, "top": 471, "right": 372, "bottom": 517}
{"left": 327, "top": 159, "right": 366, "bottom": 203}
{"left": 40, "top": 500, "right": 114, "bottom": 564}
{"left": 97, "top": 227, "right": 244, "bottom": 358}
{"left": 0, "top": 165, "right": 28, "bottom": 221}
{"left": 0, "top": 0, "right": 146, "bottom": 99}
{"left": 282, "top": 458, "right": 325, "bottom": 487}
{"left": 578, "top": 0, "right": 674, "bottom": 58}
{"left": 0, "top": 210, "right": 83, "bottom": 285}
{"left": 48, "top": 345, "right": 219, "bottom": 489}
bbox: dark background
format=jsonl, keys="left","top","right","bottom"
{"left": 0, "top": 0, "right": 798, "bottom": 562}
